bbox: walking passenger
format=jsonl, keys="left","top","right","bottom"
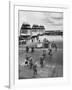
{"left": 31, "top": 47, "right": 34, "bottom": 53}
{"left": 26, "top": 46, "right": 29, "bottom": 53}
{"left": 55, "top": 44, "right": 57, "bottom": 51}
{"left": 42, "top": 50, "right": 46, "bottom": 60}
{"left": 29, "top": 56, "right": 33, "bottom": 69}
{"left": 33, "top": 64, "right": 37, "bottom": 76}
{"left": 40, "top": 56, "right": 44, "bottom": 68}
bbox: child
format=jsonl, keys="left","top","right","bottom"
{"left": 48, "top": 48, "right": 52, "bottom": 56}
{"left": 25, "top": 55, "right": 29, "bottom": 66}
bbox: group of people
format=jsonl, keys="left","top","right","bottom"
{"left": 26, "top": 46, "right": 34, "bottom": 53}
{"left": 24, "top": 48, "right": 54, "bottom": 76}
{"left": 23, "top": 41, "right": 57, "bottom": 77}
{"left": 24, "top": 55, "right": 37, "bottom": 76}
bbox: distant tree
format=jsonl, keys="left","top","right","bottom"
{"left": 32, "top": 24, "right": 39, "bottom": 32}
{"left": 39, "top": 25, "right": 45, "bottom": 30}
{"left": 21, "top": 23, "right": 31, "bottom": 29}
{"left": 32, "top": 24, "right": 39, "bottom": 29}
{"left": 32, "top": 24, "right": 45, "bottom": 32}
{"left": 20, "top": 23, "right": 31, "bottom": 34}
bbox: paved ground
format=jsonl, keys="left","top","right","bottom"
{"left": 19, "top": 63, "right": 63, "bottom": 79}
{"left": 19, "top": 46, "right": 63, "bottom": 79}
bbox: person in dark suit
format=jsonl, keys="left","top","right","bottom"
{"left": 40, "top": 56, "right": 44, "bottom": 68}
{"left": 29, "top": 56, "right": 33, "bottom": 69}
{"left": 31, "top": 47, "right": 34, "bottom": 53}
{"left": 26, "top": 46, "right": 29, "bottom": 53}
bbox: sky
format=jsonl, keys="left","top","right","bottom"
{"left": 19, "top": 10, "right": 63, "bottom": 31}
